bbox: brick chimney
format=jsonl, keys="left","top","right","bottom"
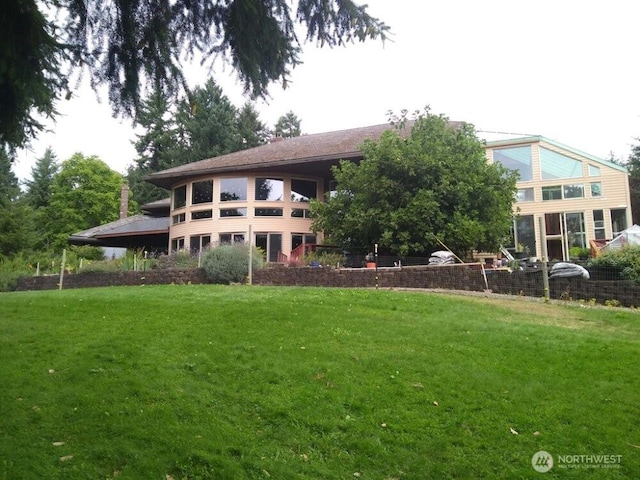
{"left": 119, "top": 184, "right": 130, "bottom": 219}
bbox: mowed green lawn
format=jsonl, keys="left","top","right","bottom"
{"left": 0, "top": 285, "right": 638, "bottom": 479}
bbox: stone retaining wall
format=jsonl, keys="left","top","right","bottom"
{"left": 14, "top": 264, "right": 640, "bottom": 308}
{"left": 16, "top": 268, "right": 207, "bottom": 291}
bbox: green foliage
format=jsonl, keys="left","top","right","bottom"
{"left": 0, "top": 1, "right": 67, "bottom": 151}
{"left": 23, "top": 147, "right": 59, "bottom": 208}
{"left": 302, "top": 250, "right": 344, "bottom": 267}
{"left": 45, "top": 153, "right": 131, "bottom": 250}
{"left": 311, "top": 108, "right": 518, "bottom": 256}
{"left": 274, "top": 111, "right": 302, "bottom": 138}
{"left": 569, "top": 246, "right": 590, "bottom": 259}
{"left": 0, "top": 148, "right": 37, "bottom": 255}
{"left": 1, "top": 0, "right": 387, "bottom": 151}
{"left": 202, "top": 244, "right": 264, "bottom": 284}
{"left": 128, "top": 82, "right": 270, "bottom": 206}
{"left": 236, "top": 102, "right": 270, "bottom": 148}
{"left": 588, "top": 246, "right": 640, "bottom": 283}
{"left": 174, "top": 79, "right": 244, "bottom": 162}
{"left": 153, "top": 250, "right": 200, "bottom": 270}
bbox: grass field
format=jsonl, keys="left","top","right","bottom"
{"left": 0, "top": 285, "right": 638, "bottom": 479}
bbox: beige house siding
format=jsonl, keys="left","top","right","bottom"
{"left": 163, "top": 129, "right": 630, "bottom": 262}
{"left": 168, "top": 172, "right": 323, "bottom": 259}
{"left": 487, "top": 137, "right": 631, "bottom": 260}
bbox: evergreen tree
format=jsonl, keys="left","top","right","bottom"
{"left": 174, "top": 79, "right": 242, "bottom": 163}
{"left": 237, "top": 103, "right": 270, "bottom": 149}
{"left": 24, "top": 146, "right": 59, "bottom": 208}
{"left": 2, "top": 0, "right": 387, "bottom": 151}
{"left": 0, "top": 148, "right": 35, "bottom": 256}
{"left": 274, "top": 111, "right": 302, "bottom": 138}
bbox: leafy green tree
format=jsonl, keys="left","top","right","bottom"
{"left": 2, "top": 0, "right": 388, "bottom": 151}
{"left": 274, "top": 111, "right": 302, "bottom": 138}
{"left": 0, "top": 148, "right": 36, "bottom": 256}
{"left": 46, "top": 153, "right": 130, "bottom": 250}
{"left": 24, "top": 147, "right": 59, "bottom": 209}
{"left": 311, "top": 110, "right": 518, "bottom": 257}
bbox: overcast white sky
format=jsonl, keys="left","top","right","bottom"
{"left": 14, "top": 0, "right": 640, "bottom": 182}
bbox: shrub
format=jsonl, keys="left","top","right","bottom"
{"left": 569, "top": 246, "right": 590, "bottom": 260}
{"left": 587, "top": 246, "right": 640, "bottom": 283}
{"left": 202, "top": 244, "right": 264, "bottom": 284}
{"left": 302, "top": 250, "right": 344, "bottom": 268}
{"left": 153, "top": 250, "right": 200, "bottom": 270}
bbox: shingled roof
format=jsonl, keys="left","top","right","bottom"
{"left": 145, "top": 123, "right": 409, "bottom": 190}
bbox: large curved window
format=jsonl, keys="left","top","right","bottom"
{"left": 493, "top": 146, "right": 532, "bottom": 182}
{"left": 220, "top": 178, "right": 247, "bottom": 201}
{"left": 291, "top": 179, "right": 317, "bottom": 202}
{"left": 173, "top": 185, "right": 186, "bottom": 209}
{"left": 255, "top": 178, "right": 283, "bottom": 201}
{"left": 192, "top": 180, "right": 213, "bottom": 204}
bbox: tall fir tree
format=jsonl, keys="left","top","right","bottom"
{"left": 274, "top": 111, "right": 302, "bottom": 138}
{"left": 24, "top": 146, "right": 59, "bottom": 209}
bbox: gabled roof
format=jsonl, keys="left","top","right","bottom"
{"left": 145, "top": 123, "right": 416, "bottom": 189}
{"left": 486, "top": 136, "right": 628, "bottom": 173}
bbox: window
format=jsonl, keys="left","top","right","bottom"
{"left": 542, "top": 184, "right": 585, "bottom": 200}
{"left": 255, "top": 178, "right": 283, "bottom": 201}
{"left": 172, "top": 213, "right": 186, "bottom": 224}
{"left": 514, "top": 215, "right": 535, "bottom": 257}
{"left": 593, "top": 210, "right": 606, "bottom": 240}
{"left": 173, "top": 185, "right": 186, "bottom": 209}
{"left": 220, "top": 177, "right": 247, "bottom": 201}
{"left": 492, "top": 146, "right": 533, "bottom": 181}
{"left": 191, "top": 209, "right": 213, "bottom": 220}
{"left": 255, "top": 208, "right": 283, "bottom": 217}
{"left": 291, "top": 208, "right": 312, "bottom": 218}
{"left": 291, "top": 179, "right": 318, "bottom": 202}
{"left": 589, "top": 165, "right": 600, "bottom": 176}
{"left": 192, "top": 180, "right": 213, "bottom": 204}
{"left": 611, "top": 208, "right": 627, "bottom": 237}
{"left": 292, "top": 234, "right": 316, "bottom": 251}
{"left": 170, "top": 237, "right": 185, "bottom": 252}
{"left": 220, "top": 208, "right": 247, "bottom": 217}
{"left": 565, "top": 212, "right": 586, "bottom": 248}
{"left": 255, "top": 233, "right": 282, "bottom": 262}
{"left": 190, "top": 235, "right": 211, "bottom": 252}
{"left": 590, "top": 182, "right": 602, "bottom": 197}
{"left": 539, "top": 148, "right": 582, "bottom": 179}
{"left": 563, "top": 184, "right": 584, "bottom": 199}
{"left": 542, "top": 186, "right": 562, "bottom": 201}
{"left": 219, "top": 233, "right": 245, "bottom": 244}
{"left": 516, "top": 188, "right": 534, "bottom": 202}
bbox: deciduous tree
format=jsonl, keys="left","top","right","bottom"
{"left": 311, "top": 109, "right": 518, "bottom": 257}
{"left": 46, "top": 153, "right": 131, "bottom": 250}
